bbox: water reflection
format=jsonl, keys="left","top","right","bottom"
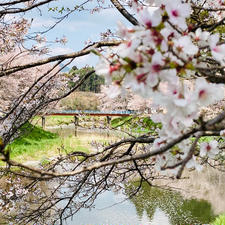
{"left": 139, "top": 208, "right": 171, "bottom": 225}
{"left": 150, "top": 208, "right": 171, "bottom": 225}
{"left": 47, "top": 126, "right": 216, "bottom": 225}
{"left": 126, "top": 182, "right": 215, "bottom": 225}
{"left": 63, "top": 182, "right": 215, "bottom": 225}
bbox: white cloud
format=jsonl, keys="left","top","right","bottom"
{"left": 73, "top": 54, "right": 96, "bottom": 68}
{"left": 49, "top": 46, "right": 73, "bottom": 55}
{"left": 31, "top": 18, "right": 55, "bottom": 29}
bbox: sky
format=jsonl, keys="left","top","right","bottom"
{"left": 24, "top": 0, "right": 131, "bottom": 69}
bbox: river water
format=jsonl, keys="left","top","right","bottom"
{"left": 62, "top": 182, "right": 215, "bottom": 225}
{"left": 0, "top": 125, "right": 223, "bottom": 225}
{"left": 45, "top": 125, "right": 225, "bottom": 225}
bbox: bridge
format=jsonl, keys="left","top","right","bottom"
{"left": 41, "top": 110, "right": 136, "bottom": 134}
{"left": 44, "top": 109, "right": 135, "bottom": 117}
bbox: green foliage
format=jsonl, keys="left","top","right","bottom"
{"left": 111, "top": 116, "right": 133, "bottom": 128}
{"left": 69, "top": 66, "right": 105, "bottom": 93}
{"left": 181, "top": 199, "right": 215, "bottom": 223}
{"left": 48, "top": 4, "right": 84, "bottom": 14}
{"left": 198, "top": 136, "right": 215, "bottom": 142}
{"left": 40, "top": 158, "right": 51, "bottom": 167}
{"left": 48, "top": 6, "right": 71, "bottom": 13}
{"left": 215, "top": 25, "right": 225, "bottom": 35}
{"left": 212, "top": 213, "right": 225, "bottom": 225}
{"left": 142, "top": 117, "right": 162, "bottom": 130}
{"left": 111, "top": 116, "right": 161, "bottom": 135}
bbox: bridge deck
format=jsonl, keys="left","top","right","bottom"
{"left": 44, "top": 110, "right": 135, "bottom": 117}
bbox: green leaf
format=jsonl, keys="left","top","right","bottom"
{"left": 111, "top": 116, "right": 133, "bottom": 128}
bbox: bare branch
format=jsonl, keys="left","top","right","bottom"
{"left": 0, "top": 0, "right": 55, "bottom": 15}
{"left": 110, "top": 0, "right": 139, "bottom": 25}
{"left": 192, "top": 5, "right": 225, "bottom": 12}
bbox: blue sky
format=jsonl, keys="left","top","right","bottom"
{"left": 24, "top": 0, "right": 130, "bottom": 69}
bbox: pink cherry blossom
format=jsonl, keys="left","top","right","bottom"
{"left": 94, "top": 0, "right": 225, "bottom": 176}
{"left": 194, "top": 28, "right": 209, "bottom": 41}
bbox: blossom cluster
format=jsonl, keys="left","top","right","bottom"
{"left": 0, "top": 177, "right": 28, "bottom": 213}
{"left": 95, "top": 0, "right": 225, "bottom": 174}
{"left": 0, "top": 51, "right": 72, "bottom": 144}
{"left": 0, "top": 18, "right": 29, "bottom": 54}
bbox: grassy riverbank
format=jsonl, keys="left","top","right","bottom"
{"left": 5, "top": 115, "right": 217, "bottom": 165}
{"left": 7, "top": 123, "right": 90, "bottom": 163}
{"left": 5, "top": 120, "right": 118, "bottom": 164}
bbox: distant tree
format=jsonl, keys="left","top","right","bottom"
{"left": 69, "top": 66, "right": 105, "bottom": 93}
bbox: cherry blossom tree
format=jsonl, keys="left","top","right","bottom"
{"left": 98, "top": 84, "right": 153, "bottom": 112}
{"left": 0, "top": 0, "right": 225, "bottom": 224}
{"left": 0, "top": 51, "right": 60, "bottom": 111}
{"left": 95, "top": 0, "right": 225, "bottom": 176}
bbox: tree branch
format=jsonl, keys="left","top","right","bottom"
{"left": 0, "top": 41, "right": 120, "bottom": 77}
{"left": 0, "top": 0, "right": 55, "bottom": 15}
{"left": 110, "top": 0, "right": 139, "bottom": 26}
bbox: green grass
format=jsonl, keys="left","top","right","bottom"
{"left": 10, "top": 123, "right": 58, "bottom": 157}
{"left": 6, "top": 123, "right": 90, "bottom": 163}
{"left": 212, "top": 213, "right": 225, "bottom": 225}
{"left": 0, "top": 116, "right": 120, "bottom": 164}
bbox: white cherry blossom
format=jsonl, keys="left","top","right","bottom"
{"left": 103, "top": 83, "right": 122, "bottom": 98}
{"left": 117, "top": 21, "right": 133, "bottom": 39}
{"left": 220, "top": 129, "right": 225, "bottom": 136}
{"left": 173, "top": 36, "right": 199, "bottom": 57}
{"left": 95, "top": 57, "right": 112, "bottom": 84}
{"left": 193, "top": 77, "right": 224, "bottom": 106}
{"left": 186, "top": 156, "right": 203, "bottom": 172}
{"left": 138, "top": 7, "right": 162, "bottom": 28}
{"left": 165, "top": 0, "right": 191, "bottom": 30}
{"left": 200, "top": 140, "right": 219, "bottom": 159}
{"left": 209, "top": 34, "right": 225, "bottom": 65}
{"left": 95, "top": 0, "right": 225, "bottom": 176}
{"left": 116, "top": 39, "right": 141, "bottom": 61}
{"left": 192, "top": 28, "right": 210, "bottom": 47}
